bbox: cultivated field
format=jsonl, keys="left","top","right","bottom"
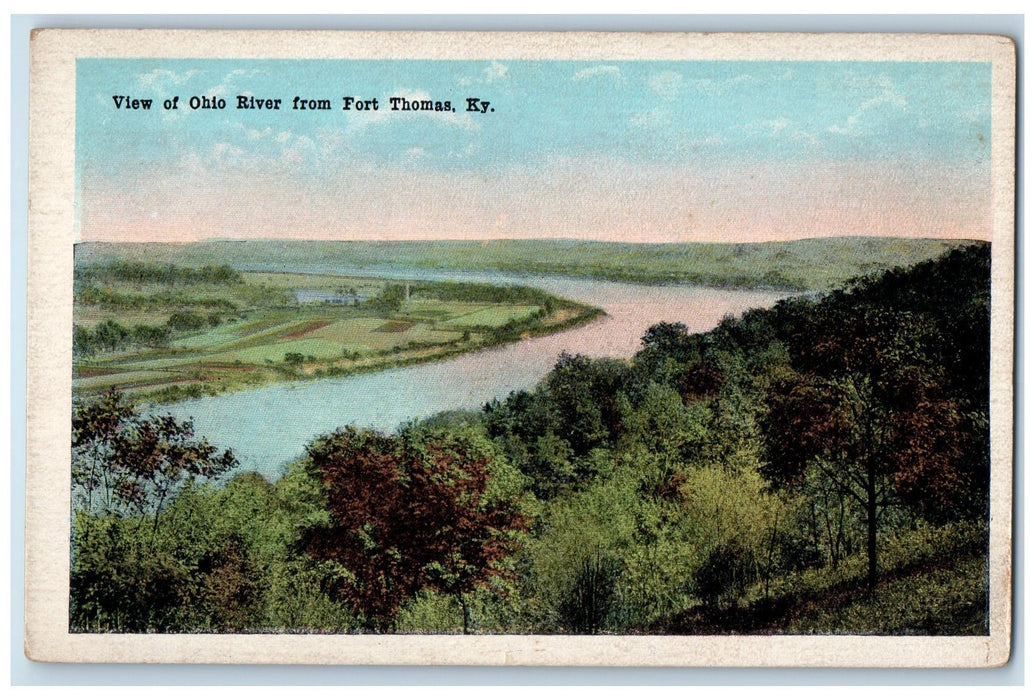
{"left": 72, "top": 261, "right": 600, "bottom": 404}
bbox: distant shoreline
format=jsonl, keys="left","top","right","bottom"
{"left": 75, "top": 236, "right": 975, "bottom": 294}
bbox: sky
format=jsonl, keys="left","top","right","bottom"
{"left": 75, "top": 58, "right": 993, "bottom": 243}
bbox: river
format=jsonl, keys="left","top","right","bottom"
{"left": 159, "top": 267, "right": 786, "bottom": 479}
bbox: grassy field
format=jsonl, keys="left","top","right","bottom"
{"left": 73, "top": 261, "right": 599, "bottom": 404}
{"left": 75, "top": 237, "right": 972, "bottom": 292}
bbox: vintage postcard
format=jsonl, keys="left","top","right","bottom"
{"left": 25, "top": 30, "right": 1015, "bottom": 666}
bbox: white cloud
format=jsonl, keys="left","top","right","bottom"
{"left": 448, "top": 142, "right": 479, "bottom": 159}
{"left": 790, "top": 130, "right": 820, "bottom": 147}
{"left": 207, "top": 142, "right": 245, "bottom": 166}
{"left": 737, "top": 117, "right": 792, "bottom": 140}
{"left": 827, "top": 75, "right": 908, "bottom": 137}
{"left": 648, "top": 71, "right": 683, "bottom": 100}
{"left": 686, "top": 73, "right": 754, "bottom": 95}
{"left": 344, "top": 103, "right": 391, "bottom": 131}
{"left": 686, "top": 78, "right": 717, "bottom": 94}
{"left": 208, "top": 69, "right": 264, "bottom": 99}
{"left": 484, "top": 61, "right": 509, "bottom": 83}
{"left": 293, "top": 135, "right": 315, "bottom": 151}
{"left": 629, "top": 108, "right": 667, "bottom": 129}
{"left": 457, "top": 62, "right": 509, "bottom": 87}
{"left": 827, "top": 115, "right": 862, "bottom": 136}
{"left": 136, "top": 69, "right": 198, "bottom": 92}
{"left": 573, "top": 65, "right": 622, "bottom": 83}
{"left": 860, "top": 85, "right": 907, "bottom": 111}
{"left": 315, "top": 128, "right": 346, "bottom": 156}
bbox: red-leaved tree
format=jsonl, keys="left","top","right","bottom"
{"left": 304, "top": 425, "right": 526, "bottom": 631}
{"left": 762, "top": 305, "right": 967, "bottom": 589}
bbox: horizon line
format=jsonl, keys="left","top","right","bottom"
{"left": 75, "top": 234, "right": 987, "bottom": 246}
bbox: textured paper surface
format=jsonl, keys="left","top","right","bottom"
{"left": 26, "top": 29, "right": 1015, "bottom": 666}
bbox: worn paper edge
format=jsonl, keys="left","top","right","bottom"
{"left": 24, "top": 29, "right": 1017, "bottom": 667}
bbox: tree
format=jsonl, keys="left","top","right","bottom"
{"left": 92, "top": 318, "right": 130, "bottom": 352}
{"left": 70, "top": 514, "right": 194, "bottom": 631}
{"left": 70, "top": 389, "right": 239, "bottom": 631}
{"left": 72, "top": 324, "right": 95, "bottom": 356}
{"left": 369, "top": 283, "right": 407, "bottom": 313}
{"left": 303, "top": 425, "right": 527, "bottom": 631}
{"left": 639, "top": 322, "right": 693, "bottom": 362}
{"left": 131, "top": 323, "right": 171, "bottom": 348}
{"left": 166, "top": 311, "right": 207, "bottom": 331}
{"left": 541, "top": 352, "right": 628, "bottom": 456}
{"left": 72, "top": 388, "right": 137, "bottom": 512}
{"left": 762, "top": 304, "right": 967, "bottom": 589}
{"left": 826, "top": 244, "right": 992, "bottom": 522}
{"left": 72, "top": 388, "right": 238, "bottom": 526}
{"left": 633, "top": 322, "right": 697, "bottom": 394}
{"left": 195, "top": 533, "right": 262, "bottom": 630}
{"left": 483, "top": 354, "right": 629, "bottom": 498}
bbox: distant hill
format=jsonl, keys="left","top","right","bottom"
{"left": 75, "top": 237, "right": 973, "bottom": 292}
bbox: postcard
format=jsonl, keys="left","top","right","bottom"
{"left": 25, "top": 29, "right": 1015, "bottom": 666}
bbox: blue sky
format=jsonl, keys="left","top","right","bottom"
{"left": 76, "top": 58, "right": 992, "bottom": 243}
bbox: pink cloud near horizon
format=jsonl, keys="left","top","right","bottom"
{"left": 78, "top": 158, "right": 991, "bottom": 245}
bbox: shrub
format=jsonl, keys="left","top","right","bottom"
{"left": 693, "top": 540, "right": 757, "bottom": 609}
{"left": 557, "top": 549, "right": 622, "bottom": 633}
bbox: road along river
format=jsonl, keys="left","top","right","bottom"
{"left": 159, "top": 268, "right": 786, "bottom": 479}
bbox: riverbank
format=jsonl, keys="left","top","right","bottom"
{"left": 140, "top": 305, "right": 604, "bottom": 406}
{"left": 73, "top": 263, "right": 602, "bottom": 406}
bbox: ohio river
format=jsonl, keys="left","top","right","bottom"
{"left": 160, "top": 268, "right": 785, "bottom": 479}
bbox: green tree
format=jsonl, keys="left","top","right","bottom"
{"left": 131, "top": 323, "right": 171, "bottom": 348}
{"left": 72, "top": 389, "right": 238, "bottom": 527}
{"left": 166, "top": 311, "right": 207, "bottom": 331}
{"left": 72, "top": 324, "right": 95, "bottom": 356}
{"left": 369, "top": 283, "right": 407, "bottom": 313}
{"left": 70, "top": 515, "right": 193, "bottom": 631}
{"left": 92, "top": 318, "right": 130, "bottom": 351}
{"left": 540, "top": 353, "right": 629, "bottom": 457}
